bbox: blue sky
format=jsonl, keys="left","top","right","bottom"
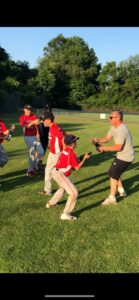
{"left": 0, "top": 27, "right": 139, "bottom": 68}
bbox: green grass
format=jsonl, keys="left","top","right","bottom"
{"left": 0, "top": 113, "right": 139, "bottom": 273}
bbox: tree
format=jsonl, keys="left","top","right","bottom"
{"left": 0, "top": 47, "right": 11, "bottom": 81}
{"left": 0, "top": 46, "right": 9, "bottom": 61}
{"left": 118, "top": 55, "right": 139, "bottom": 107}
{"left": 0, "top": 46, "right": 38, "bottom": 110}
{"left": 37, "top": 34, "right": 100, "bottom": 108}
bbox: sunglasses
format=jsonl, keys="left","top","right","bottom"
{"left": 109, "top": 116, "right": 117, "bottom": 119}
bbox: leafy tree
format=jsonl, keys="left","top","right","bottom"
{"left": 1, "top": 77, "right": 20, "bottom": 91}
{"left": 97, "top": 62, "right": 118, "bottom": 90}
{"left": 37, "top": 34, "right": 100, "bottom": 108}
{"left": 0, "top": 46, "right": 9, "bottom": 61}
{"left": 10, "top": 60, "right": 35, "bottom": 84}
{"left": 96, "top": 61, "right": 121, "bottom": 106}
{"left": 0, "top": 46, "right": 38, "bottom": 110}
{"left": 0, "top": 48, "right": 11, "bottom": 81}
{"left": 118, "top": 55, "right": 139, "bottom": 107}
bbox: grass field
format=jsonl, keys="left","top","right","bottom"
{"left": 0, "top": 112, "right": 139, "bottom": 273}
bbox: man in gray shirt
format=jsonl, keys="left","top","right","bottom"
{"left": 92, "top": 110, "right": 134, "bottom": 205}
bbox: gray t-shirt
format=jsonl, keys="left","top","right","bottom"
{"left": 108, "top": 123, "right": 134, "bottom": 162}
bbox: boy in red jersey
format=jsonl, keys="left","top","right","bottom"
{"left": 0, "top": 120, "right": 15, "bottom": 185}
{"left": 45, "top": 134, "right": 91, "bottom": 220}
{"left": 39, "top": 111, "right": 65, "bottom": 195}
{"left": 19, "top": 104, "right": 45, "bottom": 176}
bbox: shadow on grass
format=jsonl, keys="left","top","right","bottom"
{"left": 75, "top": 175, "right": 139, "bottom": 216}
{"left": 127, "top": 161, "right": 139, "bottom": 171}
{"left": 1, "top": 168, "right": 27, "bottom": 179}
{"left": 78, "top": 186, "right": 109, "bottom": 200}
{"left": 79, "top": 147, "right": 139, "bottom": 169}
{"left": 77, "top": 175, "right": 109, "bottom": 199}
{"left": 52, "top": 172, "right": 109, "bottom": 210}
{"left": 114, "top": 162, "right": 139, "bottom": 202}
{"left": 0, "top": 169, "right": 44, "bottom": 191}
{"left": 74, "top": 172, "right": 108, "bottom": 185}
{"left": 52, "top": 162, "right": 139, "bottom": 214}
{"left": 81, "top": 151, "right": 114, "bottom": 168}
{"left": 57, "top": 188, "right": 108, "bottom": 216}
{"left": 77, "top": 161, "right": 139, "bottom": 203}
{"left": 75, "top": 199, "right": 103, "bottom": 217}
{"left": 7, "top": 149, "right": 27, "bottom": 158}
{"left": 117, "top": 173, "right": 139, "bottom": 202}
{"left": 59, "top": 122, "right": 85, "bottom": 132}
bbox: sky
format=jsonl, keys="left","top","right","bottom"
{"left": 0, "top": 27, "right": 139, "bottom": 69}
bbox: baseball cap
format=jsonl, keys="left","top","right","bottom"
{"left": 40, "top": 111, "right": 54, "bottom": 121}
{"left": 43, "top": 104, "right": 51, "bottom": 113}
{"left": 44, "top": 104, "right": 50, "bottom": 108}
{"left": 24, "top": 104, "right": 32, "bottom": 110}
{"left": 64, "top": 134, "right": 80, "bottom": 145}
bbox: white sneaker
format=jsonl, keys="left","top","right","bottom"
{"left": 60, "top": 213, "right": 77, "bottom": 220}
{"left": 46, "top": 202, "right": 57, "bottom": 208}
{"left": 102, "top": 197, "right": 117, "bottom": 205}
{"left": 120, "top": 191, "right": 127, "bottom": 197}
{"left": 117, "top": 191, "right": 127, "bottom": 197}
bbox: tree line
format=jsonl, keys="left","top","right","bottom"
{"left": 1, "top": 34, "right": 139, "bottom": 112}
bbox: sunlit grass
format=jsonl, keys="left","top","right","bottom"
{"left": 0, "top": 112, "right": 139, "bottom": 273}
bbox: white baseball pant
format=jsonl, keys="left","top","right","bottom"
{"left": 49, "top": 167, "right": 78, "bottom": 213}
{"left": 44, "top": 152, "right": 60, "bottom": 193}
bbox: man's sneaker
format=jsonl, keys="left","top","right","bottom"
{"left": 101, "top": 197, "right": 117, "bottom": 205}
{"left": 38, "top": 190, "right": 52, "bottom": 196}
{"left": 27, "top": 171, "right": 36, "bottom": 177}
{"left": 116, "top": 191, "right": 127, "bottom": 197}
{"left": 46, "top": 202, "right": 57, "bottom": 208}
{"left": 60, "top": 212, "right": 77, "bottom": 220}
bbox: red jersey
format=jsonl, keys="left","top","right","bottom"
{"left": 49, "top": 123, "right": 64, "bottom": 154}
{"left": 0, "top": 120, "right": 7, "bottom": 144}
{"left": 55, "top": 147, "right": 78, "bottom": 176}
{"left": 19, "top": 114, "right": 37, "bottom": 136}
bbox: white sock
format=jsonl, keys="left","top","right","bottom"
{"left": 118, "top": 187, "right": 124, "bottom": 193}
{"left": 110, "top": 195, "right": 116, "bottom": 201}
